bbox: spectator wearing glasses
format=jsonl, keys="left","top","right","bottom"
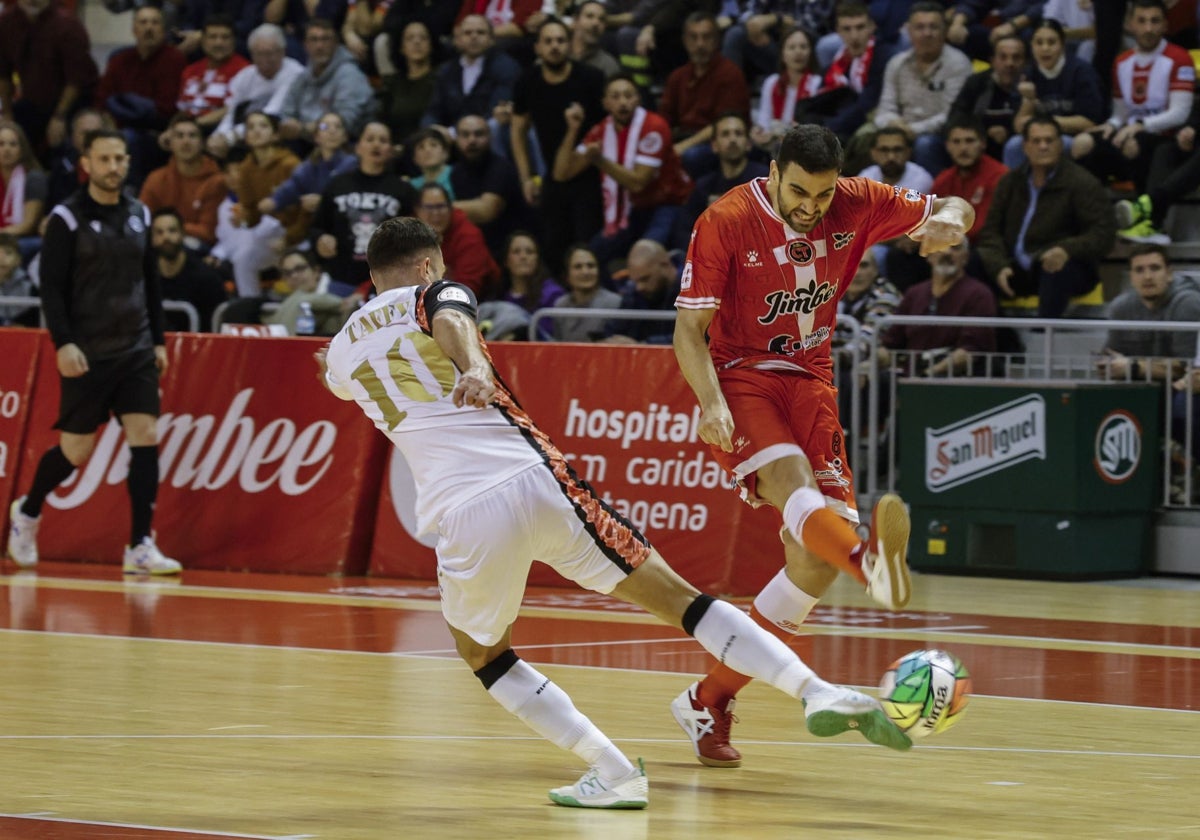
{"left": 414, "top": 181, "right": 500, "bottom": 299}
{"left": 279, "top": 19, "right": 376, "bottom": 145}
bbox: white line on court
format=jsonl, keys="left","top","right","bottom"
{"left": 0, "top": 812, "right": 314, "bottom": 839}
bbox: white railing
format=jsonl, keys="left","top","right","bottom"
{"left": 0, "top": 295, "right": 201, "bottom": 333}
{"left": 865, "top": 315, "right": 1200, "bottom": 510}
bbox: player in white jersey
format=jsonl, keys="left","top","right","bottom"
{"left": 317, "top": 217, "right": 913, "bottom": 810}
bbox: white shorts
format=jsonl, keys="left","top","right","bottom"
{"left": 436, "top": 465, "right": 650, "bottom": 646}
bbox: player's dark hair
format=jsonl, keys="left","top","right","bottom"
{"left": 82, "top": 128, "right": 127, "bottom": 152}
{"left": 151, "top": 206, "right": 184, "bottom": 227}
{"left": 535, "top": 15, "right": 569, "bottom": 41}
{"left": 873, "top": 125, "right": 911, "bottom": 148}
{"left": 1129, "top": 242, "right": 1170, "bottom": 264}
{"left": 1031, "top": 18, "right": 1066, "bottom": 43}
{"left": 834, "top": 1, "right": 871, "bottom": 22}
{"left": 367, "top": 217, "right": 442, "bottom": 274}
{"left": 710, "top": 110, "right": 749, "bottom": 134}
{"left": 1021, "top": 113, "right": 1061, "bottom": 140}
{"left": 203, "top": 13, "right": 235, "bottom": 34}
{"left": 943, "top": 113, "right": 985, "bottom": 140}
{"left": 776, "top": 124, "right": 843, "bottom": 174}
{"left": 1130, "top": 0, "right": 1167, "bottom": 15}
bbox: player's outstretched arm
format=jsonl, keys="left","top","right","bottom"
{"left": 673, "top": 307, "right": 734, "bottom": 452}
{"left": 432, "top": 309, "right": 496, "bottom": 409}
{"left": 910, "top": 196, "right": 975, "bottom": 256}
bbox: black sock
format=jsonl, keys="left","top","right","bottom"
{"left": 127, "top": 445, "right": 159, "bottom": 546}
{"left": 22, "top": 447, "right": 77, "bottom": 517}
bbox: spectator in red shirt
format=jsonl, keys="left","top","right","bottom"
{"left": 96, "top": 5, "right": 187, "bottom": 188}
{"left": 553, "top": 73, "right": 691, "bottom": 279}
{"left": 930, "top": 115, "right": 1007, "bottom": 245}
{"left": 0, "top": 0, "right": 99, "bottom": 156}
{"left": 658, "top": 11, "right": 750, "bottom": 179}
{"left": 176, "top": 14, "right": 251, "bottom": 135}
{"left": 139, "top": 113, "right": 225, "bottom": 250}
{"left": 414, "top": 181, "right": 501, "bottom": 298}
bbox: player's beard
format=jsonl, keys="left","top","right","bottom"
{"left": 776, "top": 184, "right": 820, "bottom": 232}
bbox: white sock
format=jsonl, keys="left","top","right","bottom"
{"left": 753, "top": 569, "right": 820, "bottom": 634}
{"left": 692, "top": 599, "right": 832, "bottom": 699}
{"left": 487, "top": 658, "right": 634, "bottom": 780}
{"left": 782, "top": 486, "right": 826, "bottom": 546}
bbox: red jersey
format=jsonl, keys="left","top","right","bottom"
{"left": 178, "top": 54, "right": 251, "bottom": 117}
{"left": 678, "top": 176, "right": 932, "bottom": 383}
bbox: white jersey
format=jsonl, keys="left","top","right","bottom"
{"left": 324, "top": 282, "right": 543, "bottom": 535}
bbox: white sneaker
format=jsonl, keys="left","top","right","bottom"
{"left": 7, "top": 497, "right": 39, "bottom": 569}
{"left": 548, "top": 758, "right": 648, "bottom": 809}
{"left": 123, "top": 537, "right": 182, "bottom": 576}
{"left": 804, "top": 685, "right": 912, "bottom": 751}
{"left": 861, "top": 493, "right": 911, "bottom": 609}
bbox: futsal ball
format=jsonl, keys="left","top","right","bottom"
{"left": 878, "top": 649, "right": 971, "bottom": 738}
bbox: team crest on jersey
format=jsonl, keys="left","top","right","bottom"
{"left": 787, "top": 239, "right": 815, "bottom": 265}
{"left": 128, "top": 216, "right": 145, "bottom": 233}
{"left": 832, "top": 231, "right": 855, "bottom": 250}
{"left": 637, "top": 131, "right": 663, "bottom": 155}
{"left": 903, "top": 188, "right": 922, "bottom": 202}
{"left": 437, "top": 287, "right": 471, "bottom": 304}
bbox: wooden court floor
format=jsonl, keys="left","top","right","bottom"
{"left": 1, "top": 562, "right": 1197, "bottom": 840}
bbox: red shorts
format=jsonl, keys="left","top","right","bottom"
{"left": 712, "top": 366, "right": 858, "bottom": 522}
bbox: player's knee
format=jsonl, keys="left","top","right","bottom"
{"left": 471, "top": 648, "right": 519, "bottom": 689}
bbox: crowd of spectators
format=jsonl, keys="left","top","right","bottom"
{"left": 0, "top": 0, "right": 1197, "bottom": 348}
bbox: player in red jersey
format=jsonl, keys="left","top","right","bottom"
{"left": 671, "top": 124, "right": 973, "bottom": 767}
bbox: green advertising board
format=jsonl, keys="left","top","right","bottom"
{"left": 897, "top": 381, "right": 1161, "bottom": 578}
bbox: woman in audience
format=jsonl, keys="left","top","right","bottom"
{"left": 378, "top": 21, "right": 437, "bottom": 148}
{"left": 1007, "top": 19, "right": 1105, "bottom": 168}
{"left": 502, "top": 231, "right": 565, "bottom": 315}
{"left": 258, "top": 112, "right": 357, "bottom": 238}
{"left": 237, "top": 111, "right": 304, "bottom": 245}
{"left": 551, "top": 243, "right": 622, "bottom": 343}
{"left": 0, "top": 120, "right": 47, "bottom": 262}
{"left": 751, "top": 29, "right": 824, "bottom": 153}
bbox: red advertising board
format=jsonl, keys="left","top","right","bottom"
{"left": 16, "top": 332, "right": 386, "bottom": 574}
{"left": 368, "top": 343, "right": 785, "bottom": 596}
{"left": 0, "top": 329, "right": 43, "bottom": 536}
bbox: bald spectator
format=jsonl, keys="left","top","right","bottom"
{"left": 0, "top": 0, "right": 99, "bottom": 156}
{"left": 658, "top": 11, "right": 750, "bottom": 178}
{"left": 422, "top": 15, "right": 521, "bottom": 132}
{"left": 604, "top": 239, "right": 681, "bottom": 344}
{"left": 140, "top": 113, "right": 225, "bottom": 249}
{"left": 208, "top": 24, "right": 305, "bottom": 158}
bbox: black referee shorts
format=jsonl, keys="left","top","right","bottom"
{"left": 54, "top": 348, "right": 161, "bottom": 434}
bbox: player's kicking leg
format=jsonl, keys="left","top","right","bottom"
{"left": 611, "top": 550, "right": 912, "bottom": 755}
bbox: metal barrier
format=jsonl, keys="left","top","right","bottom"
{"left": 528, "top": 306, "right": 676, "bottom": 342}
{"left": 0, "top": 295, "right": 200, "bottom": 333}
{"left": 864, "top": 315, "right": 1200, "bottom": 510}
{"left": 211, "top": 300, "right": 280, "bottom": 333}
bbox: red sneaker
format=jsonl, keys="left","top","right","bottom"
{"left": 670, "top": 682, "right": 742, "bottom": 767}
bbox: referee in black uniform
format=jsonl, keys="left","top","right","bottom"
{"left": 6, "top": 129, "right": 181, "bottom": 575}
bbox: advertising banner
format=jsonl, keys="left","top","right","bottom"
{"left": 368, "top": 344, "right": 785, "bottom": 596}
{"left": 17, "top": 333, "right": 386, "bottom": 574}
{"left": 0, "top": 329, "right": 43, "bottom": 535}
